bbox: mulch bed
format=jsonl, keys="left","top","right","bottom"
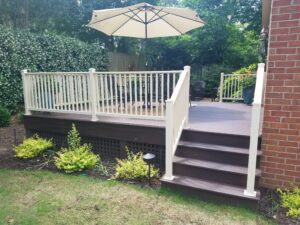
{"left": 259, "top": 187, "right": 300, "bottom": 225}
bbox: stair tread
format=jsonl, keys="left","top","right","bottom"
{"left": 173, "top": 156, "right": 261, "bottom": 176}
{"left": 161, "top": 175, "right": 260, "bottom": 200}
{"left": 178, "top": 140, "right": 262, "bottom": 156}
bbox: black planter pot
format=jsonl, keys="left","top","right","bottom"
{"left": 242, "top": 87, "right": 255, "bottom": 105}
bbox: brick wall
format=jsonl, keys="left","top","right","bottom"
{"left": 260, "top": 0, "right": 300, "bottom": 188}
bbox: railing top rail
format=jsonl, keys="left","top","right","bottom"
{"left": 25, "top": 70, "right": 184, "bottom": 75}
{"left": 252, "top": 63, "right": 265, "bottom": 105}
{"left": 26, "top": 72, "right": 89, "bottom": 75}
{"left": 95, "top": 70, "right": 183, "bottom": 74}
{"left": 166, "top": 70, "right": 187, "bottom": 103}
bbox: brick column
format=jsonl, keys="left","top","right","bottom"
{"left": 260, "top": 0, "right": 300, "bottom": 188}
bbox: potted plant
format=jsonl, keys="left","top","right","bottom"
{"left": 240, "top": 75, "right": 256, "bottom": 105}
{"left": 233, "top": 64, "right": 257, "bottom": 105}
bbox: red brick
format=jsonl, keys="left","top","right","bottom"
{"left": 290, "top": 27, "right": 300, "bottom": 33}
{"left": 286, "top": 159, "right": 300, "bottom": 165}
{"left": 279, "top": 141, "right": 298, "bottom": 147}
{"left": 275, "top": 61, "right": 295, "bottom": 67}
{"left": 280, "top": 129, "right": 298, "bottom": 135}
{"left": 272, "top": 13, "right": 290, "bottom": 21}
{"left": 271, "top": 99, "right": 291, "bottom": 105}
{"left": 273, "top": 0, "right": 292, "bottom": 7}
{"left": 270, "top": 28, "right": 289, "bottom": 35}
{"left": 289, "top": 40, "right": 300, "bottom": 46}
{"left": 280, "top": 5, "right": 300, "bottom": 13}
{"left": 276, "top": 48, "right": 296, "bottom": 54}
{"left": 269, "top": 54, "right": 287, "bottom": 60}
{"left": 277, "top": 34, "right": 298, "bottom": 41}
{"left": 287, "top": 54, "right": 300, "bottom": 60}
{"left": 291, "top": 13, "right": 300, "bottom": 19}
{"left": 278, "top": 20, "right": 299, "bottom": 28}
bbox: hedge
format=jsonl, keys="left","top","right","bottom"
{"left": 0, "top": 26, "right": 108, "bottom": 112}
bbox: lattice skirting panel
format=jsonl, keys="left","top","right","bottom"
{"left": 26, "top": 129, "right": 165, "bottom": 170}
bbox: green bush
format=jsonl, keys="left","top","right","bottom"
{"left": 0, "top": 25, "right": 108, "bottom": 113}
{"left": 279, "top": 188, "right": 300, "bottom": 221}
{"left": 233, "top": 64, "right": 257, "bottom": 89}
{"left": 0, "top": 106, "right": 10, "bottom": 127}
{"left": 55, "top": 124, "right": 99, "bottom": 173}
{"left": 14, "top": 135, "right": 54, "bottom": 159}
{"left": 114, "top": 148, "right": 159, "bottom": 180}
{"left": 55, "top": 144, "right": 99, "bottom": 173}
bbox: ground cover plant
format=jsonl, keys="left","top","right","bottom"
{"left": 279, "top": 188, "right": 300, "bottom": 221}
{"left": 0, "top": 169, "right": 275, "bottom": 225}
{"left": 55, "top": 124, "right": 100, "bottom": 173}
{"left": 114, "top": 147, "right": 159, "bottom": 181}
{"left": 14, "top": 135, "right": 53, "bottom": 159}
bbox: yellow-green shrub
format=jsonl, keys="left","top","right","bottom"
{"left": 114, "top": 148, "right": 159, "bottom": 180}
{"left": 55, "top": 144, "right": 99, "bottom": 173}
{"left": 279, "top": 188, "right": 300, "bottom": 220}
{"left": 14, "top": 135, "right": 53, "bottom": 159}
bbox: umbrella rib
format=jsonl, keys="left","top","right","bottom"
{"left": 110, "top": 8, "right": 144, "bottom": 36}
{"left": 147, "top": 8, "right": 163, "bottom": 23}
{"left": 128, "top": 8, "right": 145, "bottom": 23}
{"left": 88, "top": 7, "right": 141, "bottom": 26}
{"left": 152, "top": 13, "right": 183, "bottom": 35}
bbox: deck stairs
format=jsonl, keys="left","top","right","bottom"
{"left": 161, "top": 129, "right": 261, "bottom": 204}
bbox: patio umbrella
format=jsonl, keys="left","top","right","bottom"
{"left": 87, "top": 2, "right": 204, "bottom": 39}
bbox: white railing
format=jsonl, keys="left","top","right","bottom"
{"left": 244, "top": 63, "right": 265, "bottom": 197}
{"left": 164, "top": 66, "right": 190, "bottom": 180}
{"left": 219, "top": 73, "right": 256, "bottom": 102}
{"left": 22, "top": 69, "right": 183, "bottom": 120}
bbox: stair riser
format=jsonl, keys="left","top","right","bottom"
{"left": 176, "top": 146, "right": 261, "bottom": 167}
{"left": 173, "top": 164, "right": 260, "bottom": 187}
{"left": 181, "top": 130, "right": 251, "bottom": 148}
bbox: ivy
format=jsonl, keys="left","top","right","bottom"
{"left": 0, "top": 26, "right": 108, "bottom": 112}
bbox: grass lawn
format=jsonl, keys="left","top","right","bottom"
{"left": 0, "top": 169, "right": 274, "bottom": 225}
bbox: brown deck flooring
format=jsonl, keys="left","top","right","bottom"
{"left": 31, "top": 101, "right": 252, "bottom": 136}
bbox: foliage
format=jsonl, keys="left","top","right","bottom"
{"left": 114, "top": 147, "right": 159, "bottom": 180}
{"left": 278, "top": 188, "right": 300, "bottom": 221}
{"left": 55, "top": 144, "right": 99, "bottom": 173}
{"left": 17, "top": 111, "right": 24, "bottom": 124}
{"left": 14, "top": 135, "right": 54, "bottom": 159}
{"left": 0, "top": 25, "right": 108, "bottom": 113}
{"left": 67, "top": 124, "right": 81, "bottom": 150}
{"left": 0, "top": 106, "right": 10, "bottom": 127}
{"left": 55, "top": 124, "right": 99, "bottom": 173}
{"left": 233, "top": 64, "right": 257, "bottom": 89}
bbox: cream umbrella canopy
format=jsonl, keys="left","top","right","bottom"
{"left": 87, "top": 2, "right": 204, "bottom": 39}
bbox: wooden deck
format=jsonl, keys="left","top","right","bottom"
{"left": 28, "top": 101, "right": 252, "bottom": 136}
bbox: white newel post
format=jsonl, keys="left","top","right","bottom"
{"left": 244, "top": 63, "right": 265, "bottom": 197}
{"left": 22, "top": 69, "right": 31, "bottom": 115}
{"left": 184, "top": 65, "right": 191, "bottom": 128}
{"left": 89, "top": 68, "right": 98, "bottom": 121}
{"left": 219, "top": 73, "right": 224, "bottom": 102}
{"left": 165, "top": 99, "right": 174, "bottom": 180}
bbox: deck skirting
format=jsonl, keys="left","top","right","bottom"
{"left": 24, "top": 114, "right": 166, "bottom": 170}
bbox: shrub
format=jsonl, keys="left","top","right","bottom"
{"left": 14, "top": 135, "right": 54, "bottom": 159}
{"left": 114, "top": 148, "right": 159, "bottom": 180}
{"left": 0, "top": 25, "right": 108, "bottom": 113}
{"left": 279, "top": 188, "right": 300, "bottom": 221}
{"left": 0, "top": 106, "right": 10, "bottom": 127}
{"left": 233, "top": 64, "right": 257, "bottom": 89}
{"left": 55, "top": 144, "right": 99, "bottom": 173}
{"left": 55, "top": 124, "right": 99, "bottom": 173}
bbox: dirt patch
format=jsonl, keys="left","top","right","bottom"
{"left": 259, "top": 187, "right": 300, "bottom": 225}
{"left": 0, "top": 116, "right": 25, "bottom": 148}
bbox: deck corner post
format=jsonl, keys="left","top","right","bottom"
{"left": 21, "top": 69, "right": 31, "bottom": 115}
{"left": 219, "top": 73, "right": 224, "bottom": 102}
{"left": 183, "top": 65, "right": 191, "bottom": 128}
{"left": 89, "top": 68, "right": 98, "bottom": 121}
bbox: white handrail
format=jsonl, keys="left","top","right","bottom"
{"left": 164, "top": 66, "right": 190, "bottom": 180}
{"left": 244, "top": 63, "right": 265, "bottom": 197}
{"left": 219, "top": 73, "right": 256, "bottom": 102}
{"left": 22, "top": 69, "right": 182, "bottom": 120}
